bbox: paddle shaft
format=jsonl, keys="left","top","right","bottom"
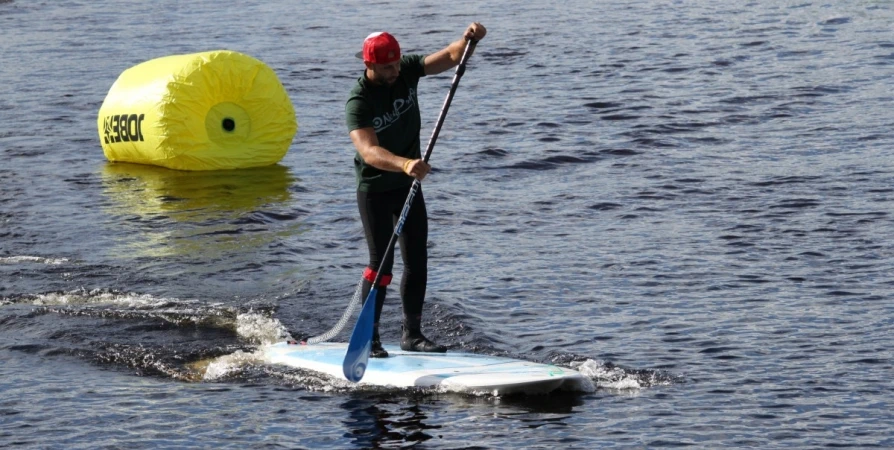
{"left": 367, "top": 38, "right": 478, "bottom": 288}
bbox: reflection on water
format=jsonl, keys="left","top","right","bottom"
{"left": 339, "top": 392, "right": 587, "bottom": 447}
{"left": 100, "top": 163, "right": 296, "bottom": 219}
{"left": 98, "top": 163, "right": 304, "bottom": 260}
{"left": 342, "top": 396, "right": 441, "bottom": 448}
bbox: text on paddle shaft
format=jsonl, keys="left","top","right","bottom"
{"left": 103, "top": 114, "right": 145, "bottom": 144}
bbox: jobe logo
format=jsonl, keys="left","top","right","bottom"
{"left": 103, "top": 114, "right": 145, "bottom": 144}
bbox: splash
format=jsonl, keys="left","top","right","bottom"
{"left": 200, "top": 349, "right": 266, "bottom": 381}
{"left": 571, "top": 359, "right": 678, "bottom": 390}
{"left": 235, "top": 309, "right": 293, "bottom": 345}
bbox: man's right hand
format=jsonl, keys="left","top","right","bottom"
{"left": 403, "top": 158, "right": 431, "bottom": 180}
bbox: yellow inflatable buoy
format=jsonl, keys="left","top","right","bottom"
{"left": 98, "top": 50, "right": 297, "bottom": 171}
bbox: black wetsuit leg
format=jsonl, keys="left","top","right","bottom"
{"left": 356, "top": 185, "right": 428, "bottom": 320}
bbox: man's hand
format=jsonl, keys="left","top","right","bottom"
{"left": 464, "top": 22, "right": 487, "bottom": 42}
{"left": 403, "top": 158, "right": 431, "bottom": 180}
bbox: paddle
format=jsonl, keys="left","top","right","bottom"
{"left": 343, "top": 38, "right": 479, "bottom": 383}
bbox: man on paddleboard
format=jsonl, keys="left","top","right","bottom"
{"left": 346, "top": 23, "right": 487, "bottom": 358}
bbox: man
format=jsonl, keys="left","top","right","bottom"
{"left": 346, "top": 23, "right": 487, "bottom": 358}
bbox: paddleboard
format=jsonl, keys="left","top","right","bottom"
{"left": 264, "top": 341, "right": 587, "bottom": 395}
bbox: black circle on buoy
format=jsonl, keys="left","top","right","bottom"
{"left": 222, "top": 117, "right": 236, "bottom": 132}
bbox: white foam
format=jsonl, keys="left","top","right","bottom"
{"left": 572, "top": 359, "right": 643, "bottom": 390}
{"left": 235, "top": 310, "right": 292, "bottom": 345}
{"left": 202, "top": 350, "right": 265, "bottom": 381}
{"left": 0, "top": 255, "right": 68, "bottom": 265}
{"left": 31, "top": 290, "right": 170, "bottom": 307}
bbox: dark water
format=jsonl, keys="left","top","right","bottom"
{"left": 3, "top": 0, "right": 894, "bottom": 448}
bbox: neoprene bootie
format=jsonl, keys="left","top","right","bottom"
{"left": 400, "top": 314, "right": 446, "bottom": 353}
{"left": 370, "top": 327, "right": 389, "bottom": 358}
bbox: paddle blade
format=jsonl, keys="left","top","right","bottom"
{"left": 343, "top": 287, "right": 377, "bottom": 382}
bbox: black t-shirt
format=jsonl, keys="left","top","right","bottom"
{"left": 346, "top": 54, "right": 426, "bottom": 192}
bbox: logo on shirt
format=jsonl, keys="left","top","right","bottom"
{"left": 373, "top": 88, "right": 416, "bottom": 133}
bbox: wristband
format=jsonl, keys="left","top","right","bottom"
{"left": 402, "top": 159, "right": 413, "bottom": 173}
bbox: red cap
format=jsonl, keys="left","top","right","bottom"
{"left": 360, "top": 32, "right": 401, "bottom": 64}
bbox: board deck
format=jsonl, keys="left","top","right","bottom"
{"left": 264, "top": 341, "right": 587, "bottom": 395}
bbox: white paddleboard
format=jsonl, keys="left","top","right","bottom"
{"left": 264, "top": 341, "right": 587, "bottom": 395}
